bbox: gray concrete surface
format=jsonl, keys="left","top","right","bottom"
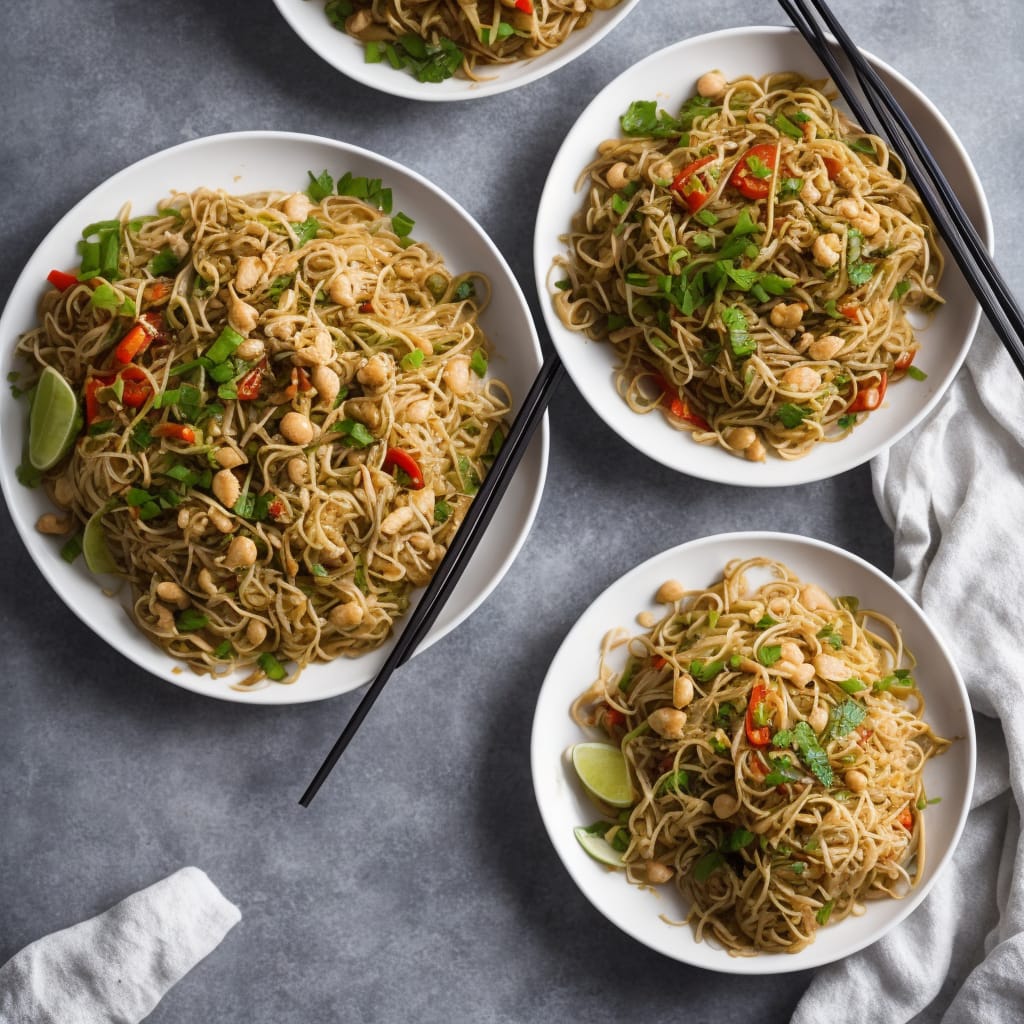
{"left": 1, "top": 1, "right": 1021, "bottom": 1020}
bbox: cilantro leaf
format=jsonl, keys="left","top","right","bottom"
{"left": 764, "top": 754, "right": 803, "bottom": 786}
{"left": 776, "top": 403, "right": 811, "bottom": 428}
{"left": 306, "top": 169, "right": 335, "bottom": 202}
{"left": 757, "top": 644, "right": 782, "bottom": 666}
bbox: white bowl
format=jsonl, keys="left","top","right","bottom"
{"left": 271, "top": 0, "right": 640, "bottom": 101}
{"left": 0, "top": 131, "right": 548, "bottom": 704}
{"left": 531, "top": 531, "right": 975, "bottom": 972}
{"left": 534, "top": 26, "right": 991, "bottom": 487}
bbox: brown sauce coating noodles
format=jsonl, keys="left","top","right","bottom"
{"left": 572, "top": 557, "right": 950, "bottom": 955}
{"left": 18, "top": 184, "right": 510, "bottom": 686}
{"left": 552, "top": 72, "right": 943, "bottom": 461}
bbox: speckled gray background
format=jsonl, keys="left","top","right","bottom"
{"left": 1, "top": 1, "right": 1021, "bottom": 1021}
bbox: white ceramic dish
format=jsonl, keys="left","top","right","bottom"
{"left": 271, "top": 0, "right": 639, "bottom": 102}
{"left": 0, "top": 131, "right": 548, "bottom": 704}
{"left": 531, "top": 531, "right": 975, "bottom": 973}
{"left": 534, "top": 26, "right": 991, "bottom": 487}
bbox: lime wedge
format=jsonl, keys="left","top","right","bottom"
{"left": 29, "top": 366, "right": 80, "bottom": 471}
{"left": 82, "top": 508, "right": 117, "bottom": 574}
{"left": 574, "top": 825, "right": 625, "bottom": 868}
{"left": 571, "top": 742, "right": 634, "bottom": 808}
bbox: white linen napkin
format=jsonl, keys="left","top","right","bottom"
{"left": 792, "top": 323, "right": 1024, "bottom": 1023}
{"left": 0, "top": 866, "right": 240, "bottom": 1023}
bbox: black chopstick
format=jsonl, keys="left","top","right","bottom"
{"left": 299, "top": 352, "right": 566, "bottom": 806}
{"left": 779, "top": 0, "right": 1024, "bottom": 379}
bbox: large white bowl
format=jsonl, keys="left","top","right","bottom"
{"left": 534, "top": 26, "right": 991, "bottom": 487}
{"left": 531, "top": 531, "right": 975, "bottom": 972}
{"left": 271, "top": 0, "right": 639, "bottom": 102}
{"left": 0, "top": 131, "right": 548, "bottom": 704}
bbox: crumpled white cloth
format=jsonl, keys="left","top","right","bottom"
{"left": 792, "top": 323, "right": 1024, "bottom": 1024}
{"left": 0, "top": 867, "right": 240, "bottom": 1024}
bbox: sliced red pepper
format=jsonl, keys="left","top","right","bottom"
{"left": 898, "top": 806, "right": 913, "bottom": 831}
{"left": 236, "top": 357, "right": 268, "bottom": 400}
{"left": 144, "top": 281, "right": 169, "bottom": 302}
{"left": 651, "top": 655, "right": 668, "bottom": 670}
{"left": 839, "top": 302, "right": 861, "bottom": 322}
{"left": 151, "top": 422, "right": 196, "bottom": 444}
{"left": 84, "top": 367, "right": 152, "bottom": 421}
{"left": 514, "top": 0, "right": 533, "bottom": 11}
{"left": 382, "top": 447, "right": 425, "bottom": 489}
{"left": 84, "top": 375, "right": 111, "bottom": 424}
{"left": 268, "top": 499, "right": 286, "bottom": 520}
{"left": 119, "top": 365, "right": 153, "bottom": 409}
{"left": 653, "top": 373, "right": 711, "bottom": 430}
{"left": 47, "top": 269, "right": 79, "bottom": 291}
{"left": 729, "top": 143, "right": 780, "bottom": 200}
{"left": 670, "top": 154, "right": 718, "bottom": 214}
{"left": 358, "top": 301, "right": 374, "bottom": 314}
{"left": 114, "top": 313, "right": 168, "bottom": 364}
{"left": 847, "top": 372, "right": 888, "bottom": 413}
{"left": 894, "top": 350, "right": 916, "bottom": 372}
{"left": 823, "top": 156, "right": 845, "bottom": 181}
{"left": 602, "top": 705, "right": 625, "bottom": 731}
{"left": 114, "top": 324, "right": 149, "bottom": 364}
{"left": 745, "top": 682, "right": 772, "bottom": 747}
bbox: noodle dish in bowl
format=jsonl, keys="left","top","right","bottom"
{"left": 531, "top": 532, "right": 974, "bottom": 972}
{"left": 0, "top": 131, "right": 547, "bottom": 704}
{"left": 534, "top": 26, "right": 990, "bottom": 486}
{"left": 271, "top": 0, "right": 640, "bottom": 101}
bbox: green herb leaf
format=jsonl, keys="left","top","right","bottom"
{"left": 828, "top": 698, "right": 868, "bottom": 740}
{"left": 757, "top": 644, "right": 782, "bottom": 667}
{"left": 656, "top": 769, "right": 690, "bottom": 796}
{"left": 791, "top": 721, "right": 834, "bottom": 787}
{"left": 469, "top": 349, "right": 488, "bottom": 377}
{"left": 291, "top": 216, "right": 320, "bottom": 248}
{"left": 721, "top": 305, "right": 755, "bottom": 358}
{"left": 693, "top": 850, "right": 725, "bottom": 882}
{"left": 176, "top": 609, "right": 209, "bottom": 631}
{"left": 764, "top": 754, "right": 803, "bottom": 786}
{"left": 776, "top": 403, "right": 811, "bottom": 428}
{"left": 306, "top": 169, "right": 335, "bottom": 202}
{"left": 331, "top": 418, "right": 375, "bottom": 448}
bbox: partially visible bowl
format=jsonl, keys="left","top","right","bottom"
{"left": 0, "top": 131, "right": 548, "bottom": 704}
{"left": 531, "top": 531, "right": 975, "bottom": 972}
{"left": 271, "top": 0, "right": 640, "bottom": 102}
{"left": 534, "top": 26, "right": 991, "bottom": 486}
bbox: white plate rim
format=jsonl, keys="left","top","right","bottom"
{"left": 533, "top": 25, "right": 992, "bottom": 487}
{"left": 271, "top": 0, "right": 641, "bottom": 102}
{"left": 0, "top": 129, "right": 549, "bottom": 705}
{"left": 530, "top": 530, "right": 976, "bottom": 973}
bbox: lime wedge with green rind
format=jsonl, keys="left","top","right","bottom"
{"left": 571, "top": 742, "right": 634, "bottom": 808}
{"left": 574, "top": 825, "right": 626, "bottom": 868}
{"left": 82, "top": 507, "right": 118, "bottom": 574}
{"left": 28, "top": 366, "right": 81, "bottom": 471}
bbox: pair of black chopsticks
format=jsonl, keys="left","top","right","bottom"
{"left": 299, "top": 351, "right": 565, "bottom": 806}
{"left": 779, "top": 0, "right": 1024, "bottom": 378}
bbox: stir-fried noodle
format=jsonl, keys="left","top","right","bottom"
{"left": 326, "top": 0, "right": 622, "bottom": 81}
{"left": 572, "top": 557, "right": 950, "bottom": 954}
{"left": 18, "top": 179, "right": 510, "bottom": 685}
{"left": 552, "top": 72, "right": 943, "bottom": 461}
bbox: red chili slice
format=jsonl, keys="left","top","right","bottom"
{"left": 670, "top": 155, "right": 719, "bottom": 214}
{"left": 847, "top": 372, "right": 888, "bottom": 412}
{"left": 653, "top": 373, "right": 711, "bottom": 430}
{"left": 745, "top": 682, "right": 772, "bottom": 747}
{"left": 47, "top": 269, "right": 78, "bottom": 291}
{"left": 151, "top": 423, "right": 196, "bottom": 444}
{"left": 382, "top": 447, "right": 425, "bottom": 489}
